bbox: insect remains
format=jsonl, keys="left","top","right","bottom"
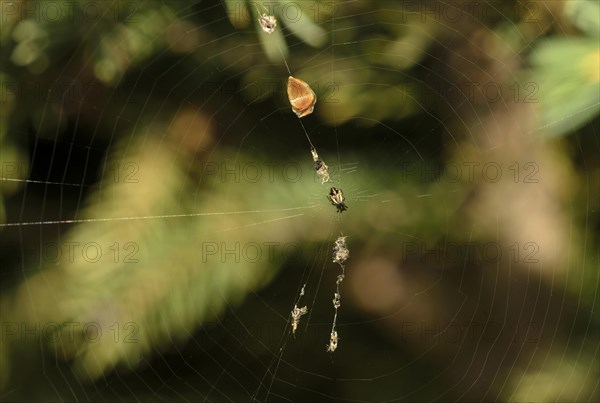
{"left": 328, "top": 187, "right": 348, "bottom": 213}
{"left": 327, "top": 330, "right": 339, "bottom": 352}
{"left": 333, "top": 236, "right": 349, "bottom": 264}
{"left": 326, "top": 235, "right": 349, "bottom": 353}
{"left": 258, "top": 14, "right": 276, "bottom": 34}
{"left": 291, "top": 304, "right": 308, "bottom": 335}
{"left": 310, "top": 147, "right": 330, "bottom": 184}
{"left": 287, "top": 76, "right": 316, "bottom": 118}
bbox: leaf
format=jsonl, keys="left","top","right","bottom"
{"left": 564, "top": 0, "right": 600, "bottom": 37}
{"left": 278, "top": 0, "right": 327, "bottom": 48}
{"left": 529, "top": 38, "right": 599, "bottom": 138}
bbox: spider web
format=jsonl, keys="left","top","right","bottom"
{"left": 1, "top": 1, "right": 599, "bottom": 402}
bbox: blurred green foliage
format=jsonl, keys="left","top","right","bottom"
{"left": 528, "top": 0, "right": 599, "bottom": 137}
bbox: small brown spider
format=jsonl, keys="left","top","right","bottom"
{"left": 328, "top": 187, "right": 347, "bottom": 213}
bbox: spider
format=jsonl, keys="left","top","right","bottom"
{"left": 328, "top": 187, "right": 347, "bottom": 213}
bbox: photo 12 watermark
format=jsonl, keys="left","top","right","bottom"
{"left": 225, "top": 1, "right": 336, "bottom": 25}
{"left": 399, "top": 1, "right": 540, "bottom": 24}
{"left": 2, "top": 241, "right": 140, "bottom": 264}
{"left": 399, "top": 81, "right": 539, "bottom": 104}
{"left": 400, "top": 240, "right": 540, "bottom": 265}
{"left": 198, "top": 241, "right": 307, "bottom": 264}
{"left": 200, "top": 161, "right": 302, "bottom": 184}
{"left": 1, "top": 1, "right": 139, "bottom": 24}
{"left": 1, "top": 321, "right": 139, "bottom": 344}
{"left": 399, "top": 161, "right": 540, "bottom": 184}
